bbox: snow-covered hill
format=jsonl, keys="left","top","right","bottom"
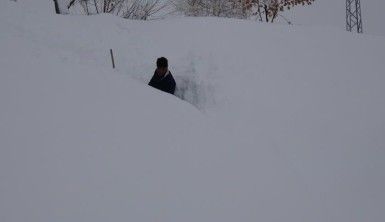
{"left": 1, "top": 1, "right": 385, "bottom": 222}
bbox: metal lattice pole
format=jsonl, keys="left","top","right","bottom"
{"left": 346, "top": 0, "right": 363, "bottom": 33}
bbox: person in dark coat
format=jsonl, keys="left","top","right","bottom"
{"left": 148, "top": 57, "right": 176, "bottom": 95}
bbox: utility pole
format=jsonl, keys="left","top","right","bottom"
{"left": 346, "top": 0, "right": 363, "bottom": 33}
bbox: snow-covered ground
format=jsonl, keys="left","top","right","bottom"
{"left": 1, "top": 1, "right": 385, "bottom": 222}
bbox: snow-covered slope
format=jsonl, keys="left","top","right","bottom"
{"left": 1, "top": 1, "right": 385, "bottom": 222}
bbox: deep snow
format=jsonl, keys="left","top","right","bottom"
{"left": 1, "top": 1, "right": 385, "bottom": 222}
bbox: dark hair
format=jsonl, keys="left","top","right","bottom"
{"left": 156, "top": 57, "right": 168, "bottom": 68}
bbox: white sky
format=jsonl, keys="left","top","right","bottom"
{"left": 285, "top": 0, "right": 385, "bottom": 36}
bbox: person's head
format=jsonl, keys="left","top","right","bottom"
{"left": 156, "top": 57, "right": 168, "bottom": 76}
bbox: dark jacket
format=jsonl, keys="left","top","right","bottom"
{"left": 148, "top": 71, "right": 176, "bottom": 95}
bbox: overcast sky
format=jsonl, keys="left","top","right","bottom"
{"left": 284, "top": 0, "right": 385, "bottom": 36}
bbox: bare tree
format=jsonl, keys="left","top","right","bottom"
{"left": 65, "top": 0, "right": 168, "bottom": 20}
{"left": 174, "top": 0, "right": 254, "bottom": 18}
{"left": 254, "top": 0, "right": 315, "bottom": 23}
{"left": 53, "top": 0, "right": 61, "bottom": 14}
{"left": 174, "top": 0, "right": 315, "bottom": 22}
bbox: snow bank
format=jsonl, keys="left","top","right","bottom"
{"left": 1, "top": 2, "right": 385, "bottom": 222}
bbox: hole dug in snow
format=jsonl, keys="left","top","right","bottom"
{"left": 174, "top": 75, "right": 215, "bottom": 111}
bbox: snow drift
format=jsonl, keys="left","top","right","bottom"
{"left": 1, "top": 1, "right": 385, "bottom": 222}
